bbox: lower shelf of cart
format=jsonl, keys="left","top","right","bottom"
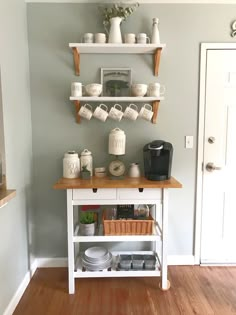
{"left": 74, "top": 251, "right": 161, "bottom": 278}
{"left": 74, "top": 269, "right": 161, "bottom": 278}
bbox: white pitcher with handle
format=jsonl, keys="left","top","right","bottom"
{"left": 108, "top": 17, "right": 123, "bottom": 43}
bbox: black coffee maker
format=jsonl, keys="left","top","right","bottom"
{"left": 143, "top": 140, "right": 173, "bottom": 181}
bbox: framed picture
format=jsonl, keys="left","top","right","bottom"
{"left": 101, "top": 68, "right": 132, "bottom": 97}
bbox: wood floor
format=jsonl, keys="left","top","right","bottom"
{"left": 13, "top": 266, "right": 236, "bottom": 315}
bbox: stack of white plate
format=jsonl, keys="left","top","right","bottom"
{"left": 82, "top": 246, "right": 112, "bottom": 271}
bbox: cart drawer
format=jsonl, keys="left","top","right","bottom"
{"left": 73, "top": 188, "right": 116, "bottom": 200}
{"left": 117, "top": 188, "right": 161, "bottom": 200}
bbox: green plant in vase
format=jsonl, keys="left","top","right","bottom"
{"left": 80, "top": 165, "right": 91, "bottom": 179}
{"left": 80, "top": 212, "right": 96, "bottom": 236}
{"left": 80, "top": 211, "right": 95, "bottom": 224}
{"left": 98, "top": 2, "right": 139, "bottom": 35}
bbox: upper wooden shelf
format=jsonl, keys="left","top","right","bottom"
{"left": 69, "top": 43, "right": 165, "bottom": 76}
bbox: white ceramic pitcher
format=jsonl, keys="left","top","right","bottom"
{"left": 108, "top": 17, "right": 123, "bottom": 43}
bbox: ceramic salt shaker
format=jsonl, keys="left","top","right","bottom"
{"left": 128, "top": 163, "right": 141, "bottom": 178}
{"left": 63, "top": 151, "right": 80, "bottom": 178}
{"left": 151, "top": 18, "right": 160, "bottom": 44}
{"left": 80, "top": 149, "right": 93, "bottom": 176}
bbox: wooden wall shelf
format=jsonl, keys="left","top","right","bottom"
{"left": 69, "top": 96, "right": 163, "bottom": 124}
{"left": 69, "top": 43, "right": 165, "bottom": 76}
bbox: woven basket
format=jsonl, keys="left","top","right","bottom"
{"left": 103, "top": 213, "right": 154, "bottom": 235}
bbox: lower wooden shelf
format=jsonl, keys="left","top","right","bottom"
{"left": 69, "top": 97, "right": 163, "bottom": 124}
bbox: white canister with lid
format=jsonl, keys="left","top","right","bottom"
{"left": 108, "top": 128, "right": 126, "bottom": 155}
{"left": 80, "top": 149, "right": 93, "bottom": 176}
{"left": 63, "top": 151, "right": 80, "bottom": 178}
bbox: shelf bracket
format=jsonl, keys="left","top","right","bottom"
{"left": 152, "top": 100, "right": 160, "bottom": 124}
{"left": 73, "top": 100, "right": 81, "bottom": 123}
{"left": 154, "top": 48, "right": 162, "bottom": 76}
{"left": 72, "top": 47, "right": 80, "bottom": 76}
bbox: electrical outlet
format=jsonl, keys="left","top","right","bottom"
{"left": 185, "top": 136, "right": 193, "bottom": 149}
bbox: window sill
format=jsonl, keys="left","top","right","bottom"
{"left": 0, "top": 176, "right": 16, "bottom": 208}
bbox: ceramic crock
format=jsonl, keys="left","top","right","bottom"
{"left": 108, "top": 128, "right": 126, "bottom": 155}
{"left": 63, "top": 151, "right": 80, "bottom": 179}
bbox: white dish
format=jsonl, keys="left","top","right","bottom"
{"left": 82, "top": 252, "right": 113, "bottom": 270}
{"left": 82, "top": 252, "right": 112, "bottom": 266}
{"left": 85, "top": 246, "right": 108, "bottom": 261}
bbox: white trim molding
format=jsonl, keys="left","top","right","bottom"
{"left": 3, "top": 260, "right": 37, "bottom": 315}
{"left": 36, "top": 257, "right": 68, "bottom": 268}
{"left": 25, "top": 0, "right": 236, "bottom": 3}
{"left": 168, "top": 255, "right": 195, "bottom": 265}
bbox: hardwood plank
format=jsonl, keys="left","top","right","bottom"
{"left": 13, "top": 266, "right": 236, "bottom": 315}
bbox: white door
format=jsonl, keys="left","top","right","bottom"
{"left": 200, "top": 48, "right": 236, "bottom": 263}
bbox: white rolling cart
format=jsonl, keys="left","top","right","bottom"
{"left": 53, "top": 176, "right": 182, "bottom": 294}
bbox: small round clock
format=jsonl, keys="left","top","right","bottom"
{"left": 108, "top": 159, "right": 126, "bottom": 177}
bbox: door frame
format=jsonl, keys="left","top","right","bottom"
{"left": 195, "top": 43, "right": 236, "bottom": 264}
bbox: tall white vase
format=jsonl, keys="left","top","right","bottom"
{"left": 108, "top": 17, "right": 123, "bottom": 43}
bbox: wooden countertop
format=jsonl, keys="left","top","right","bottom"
{"left": 53, "top": 176, "right": 182, "bottom": 190}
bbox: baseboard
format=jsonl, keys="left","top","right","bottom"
{"left": 3, "top": 259, "right": 37, "bottom": 315}
{"left": 36, "top": 257, "right": 68, "bottom": 268}
{"left": 168, "top": 255, "right": 195, "bottom": 265}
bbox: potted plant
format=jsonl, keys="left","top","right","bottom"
{"left": 98, "top": 2, "right": 139, "bottom": 41}
{"left": 79, "top": 211, "right": 96, "bottom": 236}
{"left": 80, "top": 165, "right": 91, "bottom": 179}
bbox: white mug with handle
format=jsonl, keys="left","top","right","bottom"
{"left": 78, "top": 103, "right": 93, "bottom": 120}
{"left": 93, "top": 103, "right": 109, "bottom": 122}
{"left": 108, "top": 104, "right": 123, "bottom": 121}
{"left": 147, "top": 83, "right": 166, "bottom": 97}
{"left": 137, "top": 33, "right": 150, "bottom": 44}
{"left": 139, "top": 103, "right": 154, "bottom": 121}
{"left": 71, "top": 82, "right": 85, "bottom": 97}
{"left": 124, "top": 104, "right": 139, "bottom": 121}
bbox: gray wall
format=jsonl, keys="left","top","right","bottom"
{"left": 27, "top": 3, "right": 236, "bottom": 258}
{"left": 0, "top": 0, "right": 33, "bottom": 313}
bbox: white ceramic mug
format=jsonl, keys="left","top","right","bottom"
{"left": 124, "top": 33, "right": 136, "bottom": 44}
{"left": 78, "top": 103, "right": 93, "bottom": 120}
{"left": 95, "top": 33, "right": 106, "bottom": 43}
{"left": 147, "top": 83, "right": 166, "bottom": 97}
{"left": 139, "top": 103, "right": 154, "bottom": 121}
{"left": 85, "top": 83, "right": 102, "bottom": 97}
{"left": 108, "top": 104, "right": 123, "bottom": 121}
{"left": 82, "top": 33, "right": 94, "bottom": 43}
{"left": 123, "top": 104, "right": 139, "bottom": 121}
{"left": 93, "top": 103, "right": 109, "bottom": 121}
{"left": 131, "top": 84, "right": 148, "bottom": 97}
{"left": 137, "top": 33, "right": 150, "bottom": 44}
{"left": 71, "top": 82, "right": 85, "bottom": 97}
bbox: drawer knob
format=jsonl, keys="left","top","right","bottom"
{"left": 92, "top": 188, "right": 97, "bottom": 193}
{"left": 138, "top": 188, "right": 144, "bottom": 192}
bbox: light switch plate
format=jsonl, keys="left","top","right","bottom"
{"left": 185, "top": 136, "right": 193, "bottom": 149}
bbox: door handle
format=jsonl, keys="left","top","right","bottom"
{"left": 206, "top": 162, "right": 222, "bottom": 172}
